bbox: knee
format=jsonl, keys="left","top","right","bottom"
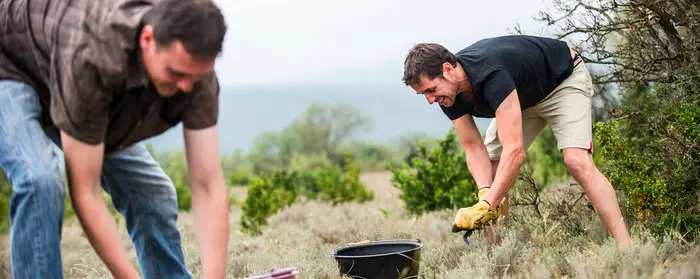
{"left": 13, "top": 170, "right": 64, "bottom": 198}
{"left": 562, "top": 148, "right": 595, "bottom": 178}
{"left": 122, "top": 182, "right": 180, "bottom": 232}
{"left": 10, "top": 170, "right": 65, "bottom": 215}
{"left": 148, "top": 181, "right": 180, "bottom": 216}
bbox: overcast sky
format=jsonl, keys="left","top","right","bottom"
{"left": 211, "top": 0, "right": 556, "bottom": 87}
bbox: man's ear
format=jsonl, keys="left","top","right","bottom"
{"left": 139, "top": 25, "right": 155, "bottom": 50}
{"left": 442, "top": 62, "right": 452, "bottom": 73}
{"left": 442, "top": 62, "right": 455, "bottom": 79}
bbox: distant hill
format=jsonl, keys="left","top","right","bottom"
{"left": 145, "top": 83, "right": 492, "bottom": 154}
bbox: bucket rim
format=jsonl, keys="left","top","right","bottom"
{"left": 331, "top": 239, "right": 423, "bottom": 259}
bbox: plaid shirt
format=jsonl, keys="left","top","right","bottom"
{"left": 0, "top": 0, "right": 219, "bottom": 154}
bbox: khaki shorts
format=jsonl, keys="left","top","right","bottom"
{"left": 484, "top": 61, "right": 595, "bottom": 161}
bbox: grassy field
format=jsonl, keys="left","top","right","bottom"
{"left": 1, "top": 171, "right": 699, "bottom": 278}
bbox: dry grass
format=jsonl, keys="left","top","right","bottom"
{"left": 1, "top": 171, "right": 699, "bottom": 278}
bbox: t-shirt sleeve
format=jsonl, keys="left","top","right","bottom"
{"left": 440, "top": 95, "right": 472, "bottom": 120}
{"left": 480, "top": 68, "right": 516, "bottom": 110}
{"left": 182, "top": 72, "right": 220, "bottom": 129}
{"left": 50, "top": 47, "right": 111, "bottom": 145}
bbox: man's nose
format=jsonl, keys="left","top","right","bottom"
{"left": 177, "top": 80, "right": 193, "bottom": 93}
{"left": 425, "top": 93, "right": 436, "bottom": 104}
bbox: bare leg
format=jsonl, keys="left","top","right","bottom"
{"left": 562, "top": 148, "right": 632, "bottom": 246}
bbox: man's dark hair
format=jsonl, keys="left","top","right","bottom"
{"left": 143, "top": 0, "right": 227, "bottom": 59}
{"left": 402, "top": 43, "right": 457, "bottom": 86}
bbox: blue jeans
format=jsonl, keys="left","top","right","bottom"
{"left": 0, "top": 80, "right": 192, "bottom": 279}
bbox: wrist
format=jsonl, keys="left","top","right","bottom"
{"left": 203, "top": 268, "right": 226, "bottom": 279}
{"left": 110, "top": 263, "right": 140, "bottom": 279}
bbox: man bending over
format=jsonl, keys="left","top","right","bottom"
{"left": 401, "top": 35, "right": 631, "bottom": 246}
{"left": 0, "top": 0, "right": 230, "bottom": 278}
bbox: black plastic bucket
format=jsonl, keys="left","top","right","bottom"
{"left": 331, "top": 239, "right": 423, "bottom": 279}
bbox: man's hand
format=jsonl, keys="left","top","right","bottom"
{"left": 478, "top": 187, "right": 504, "bottom": 223}
{"left": 61, "top": 131, "right": 141, "bottom": 279}
{"left": 452, "top": 200, "right": 502, "bottom": 232}
{"left": 184, "top": 124, "right": 229, "bottom": 279}
{"left": 452, "top": 187, "right": 504, "bottom": 232}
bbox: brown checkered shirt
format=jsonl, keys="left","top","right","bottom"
{"left": 0, "top": 0, "right": 220, "bottom": 155}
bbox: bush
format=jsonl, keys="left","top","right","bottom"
{"left": 0, "top": 170, "right": 9, "bottom": 233}
{"left": 156, "top": 151, "right": 192, "bottom": 211}
{"left": 0, "top": 193, "right": 8, "bottom": 234}
{"left": 228, "top": 169, "right": 253, "bottom": 186}
{"left": 389, "top": 129, "right": 478, "bottom": 215}
{"left": 594, "top": 80, "right": 700, "bottom": 240}
{"left": 239, "top": 153, "right": 374, "bottom": 236}
{"left": 239, "top": 170, "right": 298, "bottom": 236}
{"left": 287, "top": 153, "right": 333, "bottom": 173}
{"left": 313, "top": 153, "right": 373, "bottom": 205}
{"left": 595, "top": 121, "right": 669, "bottom": 219}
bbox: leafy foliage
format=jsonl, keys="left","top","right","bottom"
{"left": 312, "top": 154, "right": 374, "bottom": 205}
{"left": 594, "top": 79, "right": 700, "bottom": 239}
{"left": 157, "top": 151, "right": 192, "bottom": 211}
{"left": 248, "top": 103, "right": 371, "bottom": 174}
{"left": 594, "top": 121, "right": 669, "bottom": 220}
{"left": 531, "top": 0, "right": 699, "bottom": 85}
{"left": 389, "top": 129, "right": 479, "bottom": 215}
{"left": 239, "top": 153, "right": 373, "bottom": 236}
{"left": 228, "top": 169, "right": 253, "bottom": 186}
{"left": 0, "top": 170, "right": 10, "bottom": 233}
{"left": 521, "top": 0, "right": 700, "bottom": 241}
{"left": 239, "top": 170, "right": 298, "bottom": 236}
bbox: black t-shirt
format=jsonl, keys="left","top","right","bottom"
{"left": 441, "top": 35, "right": 575, "bottom": 120}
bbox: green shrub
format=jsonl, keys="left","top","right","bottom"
{"left": 228, "top": 169, "right": 253, "bottom": 186}
{"left": 595, "top": 121, "right": 670, "bottom": 221}
{"left": 389, "top": 129, "right": 478, "bottom": 215}
{"left": 312, "top": 153, "right": 373, "bottom": 205}
{"left": 287, "top": 153, "right": 333, "bottom": 172}
{"left": 239, "top": 170, "right": 298, "bottom": 236}
{"left": 594, "top": 80, "right": 700, "bottom": 240}
{"left": 173, "top": 181, "right": 192, "bottom": 211}
{"left": 0, "top": 194, "right": 8, "bottom": 234}
{"left": 239, "top": 153, "right": 373, "bottom": 236}
{"left": 0, "top": 170, "right": 9, "bottom": 233}
{"left": 157, "top": 151, "right": 192, "bottom": 211}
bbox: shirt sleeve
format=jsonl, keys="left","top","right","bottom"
{"left": 49, "top": 46, "right": 112, "bottom": 145}
{"left": 182, "top": 72, "right": 220, "bottom": 129}
{"left": 480, "top": 68, "right": 516, "bottom": 111}
{"left": 440, "top": 95, "right": 473, "bottom": 120}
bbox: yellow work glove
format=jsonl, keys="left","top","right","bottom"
{"left": 477, "top": 187, "right": 504, "bottom": 220}
{"left": 451, "top": 187, "right": 504, "bottom": 233}
{"left": 478, "top": 187, "right": 490, "bottom": 200}
{"left": 451, "top": 200, "right": 500, "bottom": 232}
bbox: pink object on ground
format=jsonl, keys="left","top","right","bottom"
{"left": 244, "top": 267, "right": 299, "bottom": 279}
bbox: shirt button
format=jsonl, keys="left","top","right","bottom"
{"left": 136, "top": 120, "right": 143, "bottom": 126}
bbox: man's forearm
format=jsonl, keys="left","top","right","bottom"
{"left": 61, "top": 131, "right": 139, "bottom": 279}
{"left": 485, "top": 146, "right": 525, "bottom": 209}
{"left": 71, "top": 192, "right": 140, "bottom": 279}
{"left": 464, "top": 144, "right": 494, "bottom": 190}
{"left": 191, "top": 178, "right": 230, "bottom": 278}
